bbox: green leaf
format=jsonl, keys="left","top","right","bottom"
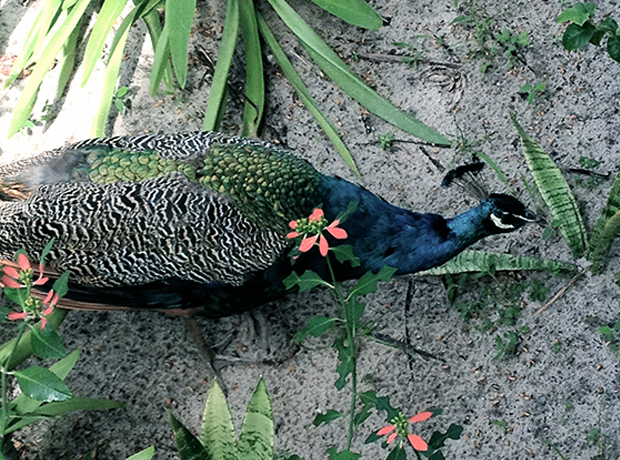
{"left": 203, "top": 0, "right": 239, "bottom": 131}
{"left": 334, "top": 337, "right": 354, "bottom": 390}
{"left": 143, "top": 7, "right": 174, "bottom": 93}
{"left": 601, "top": 17, "right": 619, "bottom": 34}
{"left": 474, "top": 150, "right": 509, "bottom": 185}
{"left": 81, "top": 0, "right": 130, "bottom": 86}
{"left": 348, "top": 265, "right": 397, "bottom": 299}
{"left": 125, "top": 446, "right": 156, "bottom": 460}
{"left": 427, "top": 423, "right": 463, "bottom": 450}
{"left": 343, "top": 298, "right": 365, "bottom": 334}
{"left": 165, "top": 0, "right": 196, "bottom": 89}
{"left": 53, "top": 271, "right": 71, "bottom": 298}
{"left": 4, "top": 286, "right": 31, "bottom": 308}
{"left": 327, "top": 448, "right": 361, "bottom": 460}
{"left": 200, "top": 379, "right": 237, "bottom": 460}
{"left": 267, "top": 0, "right": 450, "bottom": 146}
{"left": 239, "top": 0, "right": 264, "bottom": 137}
{"left": 557, "top": 3, "right": 594, "bottom": 26}
{"left": 562, "top": 22, "right": 596, "bottom": 50}
{"left": 330, "top": 245, "right": 360, "bottom": 267}
{"left": 417, "top": 250, "right": 576, "bottom": 276}
{"left": 309, "top": 0, "right": 382, "bottom": 29}
{"left": 335, "top": 200, "right": 359, "bottom": 223}
{"left": 14, "top": 366, "right": 73, "bottom": 402}
{"left": 607, "top": 33, "right": 620, "bottom": 62}
{"left": 90, "top": 6, "right": 139, "bottom": 136}
{"left": 257, "top": 14, "right": 360, "bottom": 175}
{"left": 56, "top": 20, "right": 81, "bottom": 100}
{"left": 511, "top": 114, "right": 587, "bottom": 258}
{"left": 31, "top": 397, "right": 126, "bottom": 416}
{"left": 295, "top": 316, "right": 338, "bottom": 342}
{"left": 359, "top": 390, "right": 400, "bottom": 421}
{"left": 30, "top": 328, "right": 66, "bottom": 359}
{"left": 238, "top": 379, "right": 274, "bottom": 460}
{"left": 385, "top": 447, "right": 406, "bottom": 460}
{"left": 588, "top": 172, "right": 620, "bottom": 272}
{"left": 8, "top": 0, "right": 91, "bottom": 138}
{"left": 313, "top": 409, "right": 344, "bottom": 426}
{"left": 283, "top": 270, "right": 332, "bottom": 292}
{"left": 167, "top": 409, "right": 211, "bottom": 460}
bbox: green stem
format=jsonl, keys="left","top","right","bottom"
{"left": 0, "top": 322, "right": 27, "bottom": 453}
{"left": 325, "top": 255, "right": 357, "bottom": 451}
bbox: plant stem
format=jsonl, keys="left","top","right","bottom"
{"left": 0, "top": 322, "right": 27, "bottom": 454}
{"left": 325, "top": 255, "right": 357, "bottom": 451}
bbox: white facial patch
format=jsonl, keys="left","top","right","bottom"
{"left": 490, "top": 213, "right": 516, "bottom": 230}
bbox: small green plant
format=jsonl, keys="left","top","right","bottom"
{"left": 0, "top": 244, "right": 123, "bottom": 458}
{"left": 167, "top": 378, "right": 276, "bottom": 460}
{"left": 392, "top": 38, "right": 426, "bottom": 69}
{"left": 285, "top": 205, "right": 462, "bottom": 458}
{"left": 377, "top": 131, "right": 394, "bottom": 150}
{"left": 494, "top": 29, "right": 530, "bottom": 69}
{"left": 599, "top": 302, "right": 620, "bottom": 358}
{"left": 521, "top": 82, "right": 546, "bottom": 104}
{"left": 113, "top": 86, "right": 131, "bottom": 114}
{"left": 558, "top": 3, "right": 620, "bottom": 63}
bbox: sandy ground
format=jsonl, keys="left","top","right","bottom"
{"left": 1, "top": 0, "right": 620, "bottom": 458}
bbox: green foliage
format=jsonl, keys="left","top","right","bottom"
{"left": 125, "top": 446, "right": 156, "bottom": 460}
{"left": 378, "top": 132, "right": 395, "bottom": 150}
{"left": 588, "top": 173, "right": 620, "bottom": 273}
{"left": 168, "top": 378, "right": 274, "bottom": 460}
{"left": 558, "top": 3, "right": 620, "bottom": 63}
{"left": 599, "top": 301, "right": 620, "bottom": 358}
{"left": 511, "top": 114, "right": 588, "bottom": 258}
{"left": 521, "top": 82, "right": 546, "bottom": 104}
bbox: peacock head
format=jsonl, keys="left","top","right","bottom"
{"left": 483, "top": 193, "right": 540, "bottom": 233}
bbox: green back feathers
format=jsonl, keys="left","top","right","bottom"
{"left": 200, "top": 142, "right": 321, "bottom": 232}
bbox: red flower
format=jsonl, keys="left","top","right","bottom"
{"left": 2, "top": 254, "right": 49, "bottom": 288}
{"left": 376, "top": 410, "right": 432, "bottom": 452}
{"left": 287, "top": 208, "right": 348, "bottom": 257}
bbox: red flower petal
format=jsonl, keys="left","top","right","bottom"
{"left": 299, "top": 235, "right": 318, "bottom": 253}
{"left": 2, "top": 276, "right": 23, "bottom": 289}
{"left": 18, "top": 253, "right": 31, "bottom": 271}
{"left": 33, "top": 276, "right": 49, "bottom": 286}
{"left": 3, "top": 266, "right": 19, "bottom": 278}
{"left": 42, "top": 306, "right": 54, "bottom": 316}
{"left": 409, "top": 411, "right": 433, "bottom": 423}
{"left": 286, "top": 231, "right": 300, "bottom": 239}
{"left": 407, "top": 434, "right": 428, "bottom": 451}
{"left": 326, "top": 221, "right": 347, "bottom": 239}
{"left": 39, "top": 317, "right": 48, "bottom": 330}
{"left": 377, "top": 424, "right": 396, "bottom": 436}
{"left": 51, "top": 293, "right": 59, "bottom": 306}
{"left": 7, "top": 311, "right": 27, "bottom": 321}
{"left": 289, "top": 220, "right": 297, "bottom": 230}
{"left": 387, "top": 432, "right": 398, "bottom": 444}
{"left": 309, "top": 208, "right": 324, "bottom": 221}
{"left": 319, "top": 234, "right": 329, "bottom": 257}
{"left": 43, "top": 290, "right": 54, "bottom": 304}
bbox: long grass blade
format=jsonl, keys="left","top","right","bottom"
{"left": 309, "top": 0, "right": 382, "bottom": 29}
{"left": 90, "top": 7, "right": 138, "bottom": 136}
{"left": 32, "top": 0, "right": 63, "bottom": 60}
{"left": 202, "top": 0, "right": 239, "bottom": 131}
{"left": 588, "top": 172, "right": 620, "bottom": 273}
{"left": 257, "top": 13, "right": 359, "bottom": 175}
{"left": 149, "top": 21, "right": 171, "bottom": 96}
{"left": 81, "top": 0, "right": 129, "bottom": 86}
{"left": 239, "top": 0, "right": 264, "bottom": 138}
{"left": 511, "top": 114, "right": 587, "bottom": 258}
{"left": 55, "top": 16, "right": 82, "bottom": 100}
{"left": 142, "top": 7, "right": 174, "bottom": 92}
{"left": 165, "top": 0, "right": 196, "bottom": 89}
{"left": 267, "top": 0, "right": 450, "bottom": 146}
{"left": 8, "top": 0, "right": 91, "bottom": 138}
{"left": 4, "top": 8, "right": 45, "bottom": 88}
{"left": 417, "top": 250, "right": 575, "bottom": 276}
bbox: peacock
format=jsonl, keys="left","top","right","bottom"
{"left": 0, "top": 131, "right": 539, "bottom": 318}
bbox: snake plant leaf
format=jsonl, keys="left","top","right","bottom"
{"left": 165, "top": 0, "right": 196, "bottom": 89}
{"left": 81, "top": 0, "right": 130, "bottom": 87}
{"left": 200, "top": 379, "right": 237, "bottom": 460}
{"left": 125, "top": 446, "right": 156, "bottom": 460}
{"left": 309, "top": 0, "right": 382, "bottom": 30}
{"left": 511, "top": 114, "right": 587, "bottom": 258}
{"left": 239, "top": 0, "right": 264, "bottom": 138}
{"left": 417, "top": 250, "right": 576, "bottom": 276}
{"left": 238, "top": 379, "right": 274, "bottom": 460}
{"left": 266, "top": 0, "right": 450, "bottom": 146}
{"left": 203, "top": 0, "right": 239, "bottom": 131}
{"left": 8, "top": 0, "right": 91, "bottom": 138}
{"left": 168, "top": 409, "right": 211, "bottom": 460}
{"left": 257, "top": 13, "right": 360, "bottom": 175}
{"left": 588, "top": 172, "right": 620, "bottom": 274}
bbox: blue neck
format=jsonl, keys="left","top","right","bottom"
{"left": 314, "top": 177, "right": 496, "bottom": 277}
